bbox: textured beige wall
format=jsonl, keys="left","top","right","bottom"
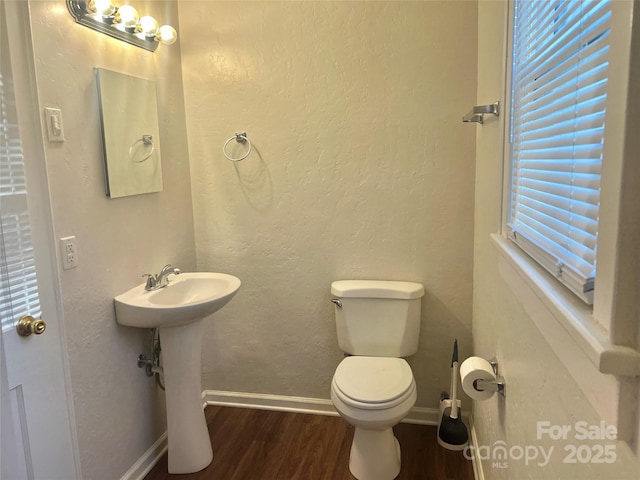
{"left": 27, "top": 2, "right": 195, "bottom": 478}
{"left": 472, "top": 2, "right": 640, "bottom": 478}
{"left": 179, "top": 1, "right": 478, "bottom": 407}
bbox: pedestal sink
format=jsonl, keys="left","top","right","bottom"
{"left": 114, "top": 272, "right": 241, "bottom": 474}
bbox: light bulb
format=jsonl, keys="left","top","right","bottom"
{"left": 138, "top": 16, "right": 159, "bottom": 38}
{"left": 115, "top": 4, "right": 139, "bottom": 31}
{"left": 89, "top": 0, "right": 116, "bottom": 17}
{"left": 158, "top": 25, "right": 177, "bottom": 45}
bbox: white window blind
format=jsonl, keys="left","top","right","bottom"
{"left": 508, "top": 0, "right": 611, "bottom": 304}
{"left": 0, "top": 71, "right": 42, "bottom": 332}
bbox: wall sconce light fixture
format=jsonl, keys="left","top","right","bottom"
{"left": 67, "top": 0, "right": 177, "bottom": 52}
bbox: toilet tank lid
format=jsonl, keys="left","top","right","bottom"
{"left": 331, "top": 280, "right": 425, "bottom": 299}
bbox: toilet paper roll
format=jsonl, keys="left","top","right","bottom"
{"left": 460, "top": 356, "right": 497, "bottom": 401}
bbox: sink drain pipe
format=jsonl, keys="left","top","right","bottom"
{"left": 137, "top": 328, "right": 165, "bottom": 390}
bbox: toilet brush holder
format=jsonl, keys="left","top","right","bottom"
{"left": 437, "top": 396, "right": 462, "bottom": 426}
{"left": 438, "top": 338, "right": 469, "bottom": 451}
{"left": 437, "top": 395, "right": 468, "bottom": 451}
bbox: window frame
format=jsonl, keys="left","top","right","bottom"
{"left": 497, "top": 0, "right": 640, "bottom": 373}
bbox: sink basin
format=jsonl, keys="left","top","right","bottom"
{"left": 115, "top": 272, "right": 241, "bottom": 328}
{"left": 114, "top": 271, "right": 241, "bottom": 474}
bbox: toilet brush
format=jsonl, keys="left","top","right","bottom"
{"left": 437, "top": 339, "right": 469, "bottom": 450}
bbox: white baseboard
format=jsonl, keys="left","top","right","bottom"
{"left": 468, "top": 414, "right": 484, "bottom": 480}
{"left": 119, "top": 432, "right": 167, "bottom": 480}
{"left": 404, "top": 405, "right": 441, "bottom": 425}
{"left": 203, "top": 389, "right": 443, "bottom": 425}
{"left": 203, "top": 389, "right": 338, "bottom": 416}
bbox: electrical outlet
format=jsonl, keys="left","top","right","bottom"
{"left": 59, "top": 236, "right": 78, "bottom": 270}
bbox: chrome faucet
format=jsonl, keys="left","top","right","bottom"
{"left": 143, "top": 264, "right": 182, "bottom": 291}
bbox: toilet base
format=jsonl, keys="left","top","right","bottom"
{"left": 349, "top": 427, "right": 401, "bottom": 480}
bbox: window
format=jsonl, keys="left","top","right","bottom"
{"left": 508, "top": 0, "right": 611, "bottom": 304}
{"left": 0, "top": 70, "right": 42, "bottom": 332}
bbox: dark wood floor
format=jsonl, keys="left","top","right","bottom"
{"left": 145, "top": 405, "right": 474, "bottom": 480}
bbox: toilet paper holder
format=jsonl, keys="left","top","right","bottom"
{"left": 473, "top": 358, "right": 506, "bottom": 398}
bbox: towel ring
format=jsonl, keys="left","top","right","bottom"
{"left": 223, "top": 132, "right": 252, "bottom": 162}
{"left": 129, "top": 135, "right": 155, "bottom": 163}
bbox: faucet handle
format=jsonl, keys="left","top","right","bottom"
{"left": 142, "top": 273, "right": 156, "bottom": 290}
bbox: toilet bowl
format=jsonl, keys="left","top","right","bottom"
{"left": 330, "top": 356, "right": 417, "bottom": 480}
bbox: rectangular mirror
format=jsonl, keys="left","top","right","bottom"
{"left": 95, "top": 68, "right": 163, "bottom": 198}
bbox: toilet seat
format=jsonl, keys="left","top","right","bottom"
{"left": 332, "top": 356, "right": 415, "bottom": 410}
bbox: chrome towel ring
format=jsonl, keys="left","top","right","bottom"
{"left": 223, "top": 132, "right": 252, "bottom": 162}
{"left": 129, "top": 134, "right": 155, "bottom": 163}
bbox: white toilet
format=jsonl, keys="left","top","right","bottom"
{"left": 330, "top": 280, "right": 425, "bottom": 480}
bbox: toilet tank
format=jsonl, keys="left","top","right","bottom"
{"left": 331, "top": 280, "right": 425, "bottom": 357}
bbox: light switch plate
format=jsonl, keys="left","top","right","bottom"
{"left": 45, "top": 107, "right": 65, "bottom": 142}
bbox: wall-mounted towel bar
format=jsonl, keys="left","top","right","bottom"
{"left": 463, "top": 101, "right": 500, "bottom": 124}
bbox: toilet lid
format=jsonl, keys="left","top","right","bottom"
{"left": 333, "top": 356, "right": 414, "bottom": 406}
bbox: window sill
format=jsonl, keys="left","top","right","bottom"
{"left": 491, "top": 233, "right": 640, "bottom": 377}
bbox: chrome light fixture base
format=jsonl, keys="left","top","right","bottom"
{"left": 67, "top": 0, "right": 159, "bottom": 52}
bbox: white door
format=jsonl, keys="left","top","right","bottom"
{"left": 0, "top": 1, "right": 79, "bottom": 478}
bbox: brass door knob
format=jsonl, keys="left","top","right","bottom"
{"left": 16, "top": 315, "right": 46, "bottom": 337}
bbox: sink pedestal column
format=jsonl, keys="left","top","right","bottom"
{"left": 159, "top": 320, "right": 213, "bottom": 474}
